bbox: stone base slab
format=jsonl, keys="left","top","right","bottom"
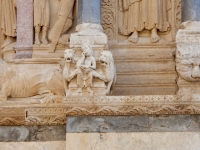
{"left": 0, "top": 141, "right": 65, "bottom": 150}
{"left": 66, "top": 133, "right": 200, "bottom": 150}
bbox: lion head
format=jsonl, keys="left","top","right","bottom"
{"left": 64, "top": 49, "right": 75, "bottom": 63}
{"left": 99, "top": 50, "right": 114, "bottom": 67}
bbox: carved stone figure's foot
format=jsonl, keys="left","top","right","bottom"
{"left": 35, "top": 38, "right": 41, "bottom": 45}
{"left": 150, "top": 28, "right": 160, "bottom": 43}
{"left": 87, "top": 87, "right": 94, "bottom": 96}
{"left": 77, "top": 88, "right": 82, "bottom": 93}
{"left": 41, "top": 38, "right": 48, "bottom": 45}
{"left": 128, "top": 31, "right": 138, "bottom": 43}
{"left": 119, "top": 25, "right": 129, "bottom": 35}
{"left": 1, "top": 36, "right": 15, "bottom": 49}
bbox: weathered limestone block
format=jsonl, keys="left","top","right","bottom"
{"left": 176, "top": 21, "right": 200, "bottom": 94}
{"left": 66, "top": 133, "right": 200, "bottom": 150}
{"left": 0, "top": 126, "right": 65, "bottom": 142}
{"left": 67, "top": 115, "right": 200, "bottom": 133}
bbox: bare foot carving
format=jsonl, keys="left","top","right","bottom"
{"left": 150, "top": 27, "right": 160, "bottom": 43}
{"left": 119, "top": 25, "right": 129, "bottom": 35}
{"left": 41, "top": 38, "right": 48, "bottom": 45}
{"left": 87, "top": 87, "right": 94, "bottom": 96}
{"left": 35, "top": 37, "right": 41, "bottom": 45}
{"left": 128, "top": 31, "right": 138, "bottom": 43}
{"left": 1, "top": 36, "right": 15, "bottom": 49}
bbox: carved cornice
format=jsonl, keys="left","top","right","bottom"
{"left": 1, "top": 95, "right": 200, "bottom": 125}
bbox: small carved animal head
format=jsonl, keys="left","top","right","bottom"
{"left": 81, "top": 43, "right": 93, "bottom": 57}
{"left": 64, "top": 49, "right": 75, "bottom": 63}
{"left": 99, "top": 50, "right": 114, "bottom": 66}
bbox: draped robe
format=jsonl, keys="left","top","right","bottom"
{"left": 119, "top": 0, "right": 171, "bottom": 35}
{"left": 34, "top": 0, "right": 50, "bottom": 27}
{"left": 1, "top": 0, "right": 16, "bottom": 37}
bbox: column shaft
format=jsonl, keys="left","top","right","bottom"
{"left": 182, "top": 0, "right": 200, "bottom": 22}
{"left": 15, "top": 0, "right": 33, "bottom": 59}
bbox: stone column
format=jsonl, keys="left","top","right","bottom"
{"left": 70, "top": 0, "right": 107, "bottom": 48}
{"left": 182, "top": 0, "right": 200, "bottom": 22}
{"left": 78, "top": 0, "right": 101, "bottom": 25}
{"left": 15, "top": 0, "right": 33, "bottom": 59}
{"left": 176, "top": 0, "right": 200, "bottom": 95}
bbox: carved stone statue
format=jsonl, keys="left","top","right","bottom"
{"left": 76, "top": 44, "right": 97, "bottom": 95}
{"left": 119, "top": 0, "right": 171, "bottom": 43}
{"left": 0, "top": 58, "right": 65, "bottom": 101}
{"left": 48, "top": 0, "right": 75, "bottom": 52}
{"left": 63, "top": 49, "right": 78, "bottom": 95}
{"left": 34, "top": 0, "right": 50, "bottom": 45}
{"left": 1, "top": 0, "right": 17, "bottom": 49}
{"left": 99, "top": 50, "right": 116, "bottom": 95}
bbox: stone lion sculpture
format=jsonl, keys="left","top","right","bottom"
{"left": 99, "top": 50, "right": 116, "bottom": 95}
{"left": 63, "top": 49, "right": 78, "bottom": 95}
{"left": 0, "top": 58, "right": 65, "bottom": 101}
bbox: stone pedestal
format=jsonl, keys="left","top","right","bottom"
{"left": 68, "top": 0, "right": 111, "bottom": 96}
{"left": 14, "top": 0, "right": 33, "bottom": 59}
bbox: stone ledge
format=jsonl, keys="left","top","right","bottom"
{"left": 1, "top": 95, "right": 200, "bottom": 125}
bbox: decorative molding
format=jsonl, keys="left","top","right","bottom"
{"left": 0, "top": 108, "right": 25, "bottom": 125}
{"left": 25, "top": 108, "right": 65, "bottom": 125}
{"left": 1, "top": 95, "right": 200, "bottom": 125}
{"left": 101, "top": 0, "right": 117, "bottom": 41}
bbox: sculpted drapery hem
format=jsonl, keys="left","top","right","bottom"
{"left": 119, "top": 0, "right": 171, "bottom": 35}
{"left": 34, "top": 0, "right": 50, "bottom": 27}
{"left": 1, "top": 0, "right": 17, "bottom": 37}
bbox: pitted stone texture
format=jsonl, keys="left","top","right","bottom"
{"left": 67, "top": 116, "right": 149, "bottom": 133}
{"left": 182, "top": 0, "right": 200, "bottom": 22}
{"left": 67, "top": 115, "right": 200, "bottom": 133}
{"left": 66, "top": 133, "right": 200, "bottom": 150}
{"left": 0, "top": 126, "right": 65, "bottom": 142}
{"left": 0, "top": 127, "right": 29, "bottom": 142}
{"left": 15, "top": 0, "right": 33, "bottom": 58}
{"left": 78, "top": 0, "right": 101, "bottom": 25}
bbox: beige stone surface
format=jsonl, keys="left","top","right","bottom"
{"left": 66, "top": 133, "right": 200, "bottom": 150}
{"left": 176, "top": 21, "right": 200, "bottom": 95}
{"left": 0, "top": 0, "right": 3, "bottom": 58}
{"left": 0, "top": 141, "right": 65, "bottom": 150}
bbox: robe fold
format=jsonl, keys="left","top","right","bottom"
{"left": 34, "top": 0, "right": 50, "bottom": 27}
{"left": 1, "top": 0, "right": 16, "bottom": 37}
{"left": 120, "top": 0, "right": 171, "bottom": 34}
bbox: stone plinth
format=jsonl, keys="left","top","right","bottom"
{"left": 182, "top": 0, "right": 200, "bottom": 22}
{"left": 15, "top": 0, "right": 33, "bottom": 59}
{"left": 66, "top": 133, "right": 200, "bottom": 150}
